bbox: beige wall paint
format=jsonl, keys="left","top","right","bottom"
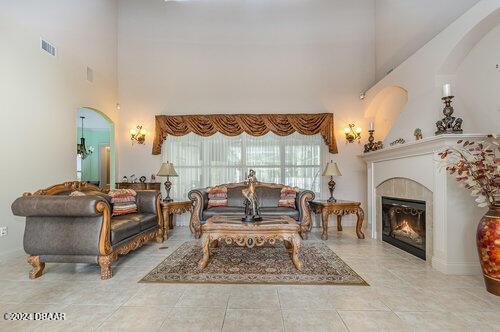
{"left": 117, "top": 0, "right": 376, "bottom": 225}
{"left": 375, "top": 0, "right": 480, "bottom": 81}
{"left": 0, "top": 0, "right": 118, "bottom": 253}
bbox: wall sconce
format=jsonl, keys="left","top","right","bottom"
{"left": 344, "top": 124, "right": 362, "bottom": 143}
{"left": 130, "top": 125, "right": 147, "bottom": 144}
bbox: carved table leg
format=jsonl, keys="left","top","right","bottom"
{"left": 27, "top": 256, "right": 45, "bottom": 279}
{"left": 164, "top": 213, "right": 170, "bottom": 240}
{"left": 336, "top": 214, "right": 343, "bottom": 231}
{"left": 290, "top": 234, "right": 303, "bottom": 271}
{"left": 321, "top": 209, "right": 329, "bottom": 240}
{"left": 168, "top": 213, "right": 174, "bottom": 229}
{"left": 98, "top": 254, "right": 116, "bottom": 280}
{"left": 355, "top": 207, "right": 365, "bottom": 239}
{"left": 156, "top": 228, "right": 165, "bottom": 243}
{"left": 198, "top": 234, "right": 211, "bottom": 269}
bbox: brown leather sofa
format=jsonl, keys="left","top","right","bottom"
{"left": 11, "top": 181, "right": 164, "bottom": 280}
{"left": 188, "top": 182, "right": 314, "bottom": 239}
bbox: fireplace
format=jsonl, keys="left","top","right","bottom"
{"left": 382, "top": 196, "right": 426, "bottom": 260}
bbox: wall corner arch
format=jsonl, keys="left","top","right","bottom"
{"left": 364, "top": 86, "right": 408, "bottom": 141}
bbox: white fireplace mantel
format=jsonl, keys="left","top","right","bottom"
{"left": 361, "top": 134, "right": 487, "bottom": 275}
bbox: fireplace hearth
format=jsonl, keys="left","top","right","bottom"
{"left": 382, "top": 197, "right": 426, "bottom": 260}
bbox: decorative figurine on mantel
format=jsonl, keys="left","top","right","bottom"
{"left": 364, "top": 122, "right": 383, "bottom": 153}
{"left": 242, "top": 169, "right": 262, "bottom": 222}
{"left": 390, "top": 138, "right": 406, "bottom": 146}
{"left": 322, "top": 161, "right": 342, "bottom": 202}
{"left": 435, "top": 84, "right": 463, "bottom": 135}
{"left": 414, "top": 128, "right": 423, "bottom": 140}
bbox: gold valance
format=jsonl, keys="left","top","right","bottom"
{"left": 152, "top": 113, "right": 337, "bottom": 155}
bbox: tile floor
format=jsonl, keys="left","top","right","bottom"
{"left": 0, "top": 226, "right": 499, "bottom": 331}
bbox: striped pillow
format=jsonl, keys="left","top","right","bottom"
{"left": 278, "top": 186, "right": 299, "bottom": 209}
{"left": 109, "top": 189, "right": 137, "bottom": 215}
{"left": 207, "top": 186, "right": 228, "bottom": 208}
{"left": 112, "top": 202, "right": 138, "bottom": 216}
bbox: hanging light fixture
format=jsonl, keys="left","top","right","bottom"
{"left": 77, "top": 116, "right": 94, "bottom": 159}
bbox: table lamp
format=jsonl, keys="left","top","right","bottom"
{"left": 157, "top": 162, "right": 178, "bottom": 202}
{"left": 322, "top": 161, "right": 341, "bottom": 202}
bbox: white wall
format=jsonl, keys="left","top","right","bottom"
{"left": 364, "top": 1, "right": 500, "bottom": 146}
{"left": 0, "top": 0, "right": 118, "bottom": 253}
{"left": 455, "top": 24, "right": 500, "bottom": 132}
{"left": 117, "top": 0, "right": 376, "bottom": 223}
{"left": 375, "top": 0, "right": 479, "bottom": 81}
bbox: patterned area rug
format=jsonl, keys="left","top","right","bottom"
{"left": 140, "top": 241, "right": 368, "bottom": 285}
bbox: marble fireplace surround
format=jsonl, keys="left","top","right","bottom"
{"left": 362, "top": 134, "right": 486, "bottom": 275}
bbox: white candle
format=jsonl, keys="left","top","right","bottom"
{"left": 369, "top": 122, "right": 374, "bottom": 131}
{"left": 442, "top": 84, "right": 452, "bottom": 97}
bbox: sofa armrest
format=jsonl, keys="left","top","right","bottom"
{"left": 188, "top": 188, "right": 208, "bottom": 215}
{"left": 11, "top": 196, "right": 109, "bottom": 218}
{"left": 188, "top": 188, "right": 208, "bottom": 238}
{"left": 136, "top": 190, "right": 160, "bottom": 214}
{"left": 296, "top": 190, "right": 315, "bottom": 235}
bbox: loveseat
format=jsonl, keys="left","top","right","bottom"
{"left": 188, "top": 182, "right": 315, "bottom": 239}
{"left": 11, "top": 181, "right": 164, "bottom": 280}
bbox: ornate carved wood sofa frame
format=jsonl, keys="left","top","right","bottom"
{"left": 188, "top": 182, "right": 314, "bottom": 239}
{"left": 11, "top": 181, "right": 164, "bottom": 280}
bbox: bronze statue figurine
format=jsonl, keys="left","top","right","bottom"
{"left": 242, "top": 169, "right": 262, "bottom": 222}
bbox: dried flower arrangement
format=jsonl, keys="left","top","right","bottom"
{"left": 439, "top": 135, "right": 499, "bottom": 208}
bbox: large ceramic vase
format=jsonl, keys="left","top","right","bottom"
{"left": 476, "top": 203, "right": 500, "bottom": 296}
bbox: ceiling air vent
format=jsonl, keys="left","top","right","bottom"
{"left": 40, "top": 38, "right": 56, "bottom": 57}
{"left": 86, "top": 67, "right": 93, "bottom": 83}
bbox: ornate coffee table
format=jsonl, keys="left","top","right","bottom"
{"left": 199, "top": 215, "right": 303, "bottom": 271}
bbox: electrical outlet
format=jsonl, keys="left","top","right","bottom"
{"left": 0, "top": 227, "right": 7, "bottom": 237}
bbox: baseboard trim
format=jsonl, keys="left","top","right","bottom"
{"left": 432, "top": 256, "right": 481, "bottom": 275}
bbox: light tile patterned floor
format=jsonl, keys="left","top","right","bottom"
{"left": 0, "top": 226, "right": 499, "bottom": 331}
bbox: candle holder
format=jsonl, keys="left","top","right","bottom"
{"left": 435, "top": 96, "right": 463, "bottom": 135}
{"left": 363, "top": 130, "right": 383, "bottom": 153}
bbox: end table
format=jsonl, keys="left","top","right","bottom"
{"left": 309, "top": 200, "right": 365, "bottom": 240}
{"left": 160, "top": 201, "right": 192, "bottom": 239}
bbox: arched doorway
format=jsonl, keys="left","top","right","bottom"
{"left": 76, "top": 107, "right": 116, "bottom": 189}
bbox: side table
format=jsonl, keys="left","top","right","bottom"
{"left": 160, "top": 201, "right": 192, "bottom": 239}
{"left": 309, "top": 200, "right": 365, "bottom": 240}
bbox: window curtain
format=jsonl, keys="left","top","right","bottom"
{"left": 153, "top": 113, "right": 337, "bottom": 155}
{"left": 162, "top": 132, "right": 323, "bottom": 202}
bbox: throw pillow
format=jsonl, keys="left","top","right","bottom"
{"left": 109, "top": 189, "right": 138, "bottom": 215}
{"left": 278, "top": 186, "right": 299, "bottom": 209}
{"left": 207, "top": 186, "right": 228, "bottom": 208}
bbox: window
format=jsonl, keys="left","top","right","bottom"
{"left": 163, "top": 132, "right": 323, "bottom": 200}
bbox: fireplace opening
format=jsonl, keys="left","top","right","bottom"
{"left": 382, "top": 197, "right": 426, "bottom": 260}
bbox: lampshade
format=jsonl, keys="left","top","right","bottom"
{"left": 157, "top": 162, "right": 178, "bottom": 177}
{"left": 322, "top": 162, "right": 341, "bottom": 176}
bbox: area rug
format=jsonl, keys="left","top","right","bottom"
{"left": 140, "top": 241, "right": 368, "bottom": 285}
